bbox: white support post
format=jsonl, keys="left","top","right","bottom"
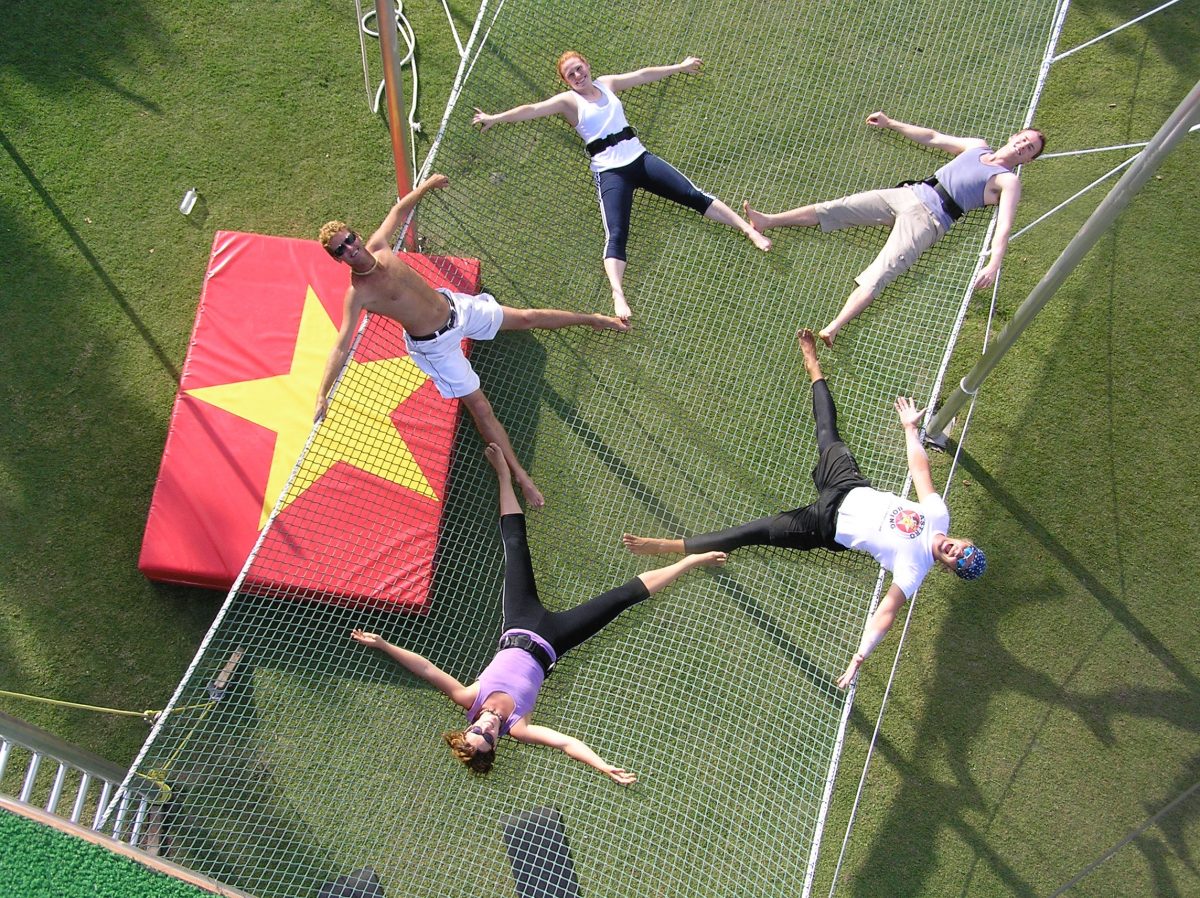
{"left": 927, "top": 79, "right": 1200, "bottom": 438}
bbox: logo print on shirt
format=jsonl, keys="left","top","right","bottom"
{"left": 889, "top": 507, "right": 925, "bottom": 539}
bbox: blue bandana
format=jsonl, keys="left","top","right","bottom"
{"left": 955, "top": 545, "right": 987, "bottom": 581}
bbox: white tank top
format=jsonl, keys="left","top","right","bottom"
{"left": 572, "top": 81, "right": 646, "bottom": 172}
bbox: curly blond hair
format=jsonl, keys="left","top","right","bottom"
{"left": 318, "top": 220, "right": 348, "bottom": 256}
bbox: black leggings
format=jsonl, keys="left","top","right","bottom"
{"left": 683, "top": 379, "right": 868, "bottom": 554}
{"left": 594, "top": 152, "right": 715, "bottom": 261}
{"left": 500, "top": 514, "right": 650, "bottom": 658}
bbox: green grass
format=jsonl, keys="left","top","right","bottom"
{"left": 1, "top": 1, "right": 1197, "bottom": 897}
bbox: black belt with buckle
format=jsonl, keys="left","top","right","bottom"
{"left": 898, "top": 176, "right": 965, "bottom": 222}
{"left": 585, "top": 125, "right": 637, "bottom": 158}
{"left": 497, "top": 633, "right": 555, "bottom": 675}
{"left": 409, "top": 295, "right": 457, "bottom": 342}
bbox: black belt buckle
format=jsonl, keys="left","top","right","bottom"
{"left": 498, "top": 633, "right": 554, "bottom": 675}
{"left": 409, "top": 296, "right": 457, "bottom": 342}
{"left": 585, "top": 125, "right": 636, "bottom": 158}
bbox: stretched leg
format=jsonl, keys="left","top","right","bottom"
{"left": 499, "top": 306, "right": 628, "bottom": 334}
{"left": 623, "top": 515, "right": 777, "bottom": 556}
{"left": 546, "top": 552, "right": 727, "bottom": 656}
{"left": 637, "top": 153, "right": 770, "bottom": 252}
{"left": 703, "top": 199, "right": 772, "bottom": 251}
{"left": 798, "top": 328, "right": 841, "bottom": 453}
{"left": 461, "top": 390, "right": 544, "bottom": 508}
{"left": 742, "top": 200, "right": 820, "bottom": 231}
{"left": 486, "top": 445, "right": 550, "bottom": 630}
{"left": 818, "top": 283, "right": 877, "bottom": 347}
{"left": 595, "top": 169, "right": 635, "bottom": 321}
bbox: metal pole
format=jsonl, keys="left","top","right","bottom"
{"left": 376, "top": 0, "right": 416, "bottom": 250}
{"left": 928, "top": 78, "right": 1200, "bottom": 438}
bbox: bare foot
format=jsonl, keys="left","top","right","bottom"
{"left": 622, "top": 533, "right": 683, "bottom": 556}
{"left": 742, "top": 200, "right": 770, "bottom": 232}
{"left": 797, "top": 328, "right": 823, "bottom": 382}
{"left": 613, "top": 293, "right": 632, "bottom": 323}
{"left": 745, "top": 226, "right": 772, "bottom": 252}
{"left": 818, "top": 326, "right": 836, "bottom": 348}
{"left": 591, "top": 314, "right": 630, "bottom": 333}
{"left": 483, "top": 442, "right": 509, "bottom": 478}
{"left": 689, "top": 551, "right": 728, "bottom": 568}
{"left": 518, "top": 476, "right": 545, "bottom": 508}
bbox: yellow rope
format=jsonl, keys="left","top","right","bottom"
{"left": 0, "top": 688, "right": 215, "bottom": 722}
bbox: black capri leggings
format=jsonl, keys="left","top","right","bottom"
{"left": 594, "top": 152, "right": 715, "bottom": 261}
{"left": 683, "top": 379, "right": 870, "bottom": 554}
{"left": 499, "top": 514, "right": 650, "bottom": 658}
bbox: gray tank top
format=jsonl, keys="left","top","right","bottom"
{"left": 914, "top": 146, "right": 1008, "bottom": 229}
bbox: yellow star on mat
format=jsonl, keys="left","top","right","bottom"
{"left": 186, "top": 286, "right": 436, "bottom": 528}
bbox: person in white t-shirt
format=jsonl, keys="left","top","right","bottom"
{"left": 473, "top": 51, "right": 770, "bottom": 322}
{"left": 622, "top": 328, "right": 987, "bottom": 688}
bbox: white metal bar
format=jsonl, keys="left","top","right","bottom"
{"left": 1053, "top": 0, "right": 1184, "bottom": 62}
{"left": 71, "top": 773, "right": 91, "bottom": 824}
{"left": 46, "top": 762, "right": 68, "bottom": 814}
{"left": 93, "top": 781, "right": 114, "bottom": 830}
{"left": 19, "top": 752, "right": 41, "bottom": 802}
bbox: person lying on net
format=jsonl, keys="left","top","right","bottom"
{"left": 317, "top": 174, "right": 628, "bottom": 507}
{"left": 473, "top": 51, "right": 770, "bottom": 323}
{"left": 743, "top": 113, "right": 1044, "bottom": 346}
{"left": 351, "top": 442, "right": 726, "bottom": 783}
{"left": 622, "top": 329, "right": 986, "bottom": 689}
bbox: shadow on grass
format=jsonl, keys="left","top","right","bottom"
{"left": 0, "top": 1, "right": 172, "bottom": 108}
{"left": 0, "top": 129, "right": 180, "bottom": 383}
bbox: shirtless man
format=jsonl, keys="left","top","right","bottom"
{"left": 316, "top": 174, "right": 628, "bottom": 507}
{"left": 622, "top": 329, "right": 987, "bottom": 688}
{"left": 744, "top": 112, "right": 1044, "bottom": 346}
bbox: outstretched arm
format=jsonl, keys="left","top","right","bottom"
{"left": 835, "top": 583, "right": 906, "bottom": 688}
{"left": 601, "top": 56, "right": 702, "bottom": 92}
{"left": 472, "top": 92, "right": 577, "bottom": 131}
{"left": 365, "top": 174, "right": 450, "bottom": 251}
{"left": 865, "top": 111, "right": 984, "bottom": 156}
{"left": 896, "top": 396, "right": 936, "bottom": 502}
{"left": 510, "top": 722, "right": 637, "bottom": 785}
{"left": 350, "top": 629, "right": 476, "bottom": 709}
{"left": 974, "top": 174, "right": 1022, "bottom": 290}
{"left": 315, "top": 290, "right": 361, "bottom": 421}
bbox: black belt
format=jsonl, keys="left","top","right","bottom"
{"left": 585, "top": 125, "right": 636, "bottom": 158}
{"left": 497, "top": 633, "right": 555, "bottom": 675}
{"left": 409, "top": 295, "right": 457, "bottom": 342}
{"left": 898, "top": 176, "right": 965, "bottom": 222}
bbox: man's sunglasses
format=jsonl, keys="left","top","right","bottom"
{"left": 956, "top": 546, "right": 977, "bottom": 570}
{"left": 331, "top": 231, "right": 359, "bottom": 258}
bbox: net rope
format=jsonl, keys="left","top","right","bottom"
{"left": 119, "top": 2, "right": 1059, "bottom": 896}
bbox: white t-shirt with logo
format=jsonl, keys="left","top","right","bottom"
{"left": 833, "top": 487, "right": 950, "bottom": 599}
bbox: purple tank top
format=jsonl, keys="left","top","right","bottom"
{"left": 913, "top": 146, "right": 1008, "bottom": 230}
{"left": 466, "top": 629, "right": 557, "bottom": 734}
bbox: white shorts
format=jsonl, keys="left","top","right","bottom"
{"left": 404, "top": 289, "right": 505, "bottom": 398}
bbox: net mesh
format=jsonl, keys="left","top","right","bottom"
{"left": 124, "top": 1, "right": 1057, "bottom": 895}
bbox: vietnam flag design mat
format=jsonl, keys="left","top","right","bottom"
{"left": 140, "top": 230, "right": 480, "bottom": 610}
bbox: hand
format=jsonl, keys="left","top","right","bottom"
{"left": 606, "top": 766, "right": 638, "bottom": 785}
{"left": 865, "top": 111, "right": 891, "bottom": 129}
{"left": 894, "top": 396, "right": 925, "bottom": 431}
{"left": 835, "top": 654, "right": 863, "bottom": 689}
{"left": 974, "top": 261, "right": 1000, "bottom": 291}
{"left": 314, "top": 395, "right": 329, "bottom": 423}
{"left": 423, "top": 173, "right": 449, "bottom": 191}
{"left": 680, "top": 56, "right": 702, "bottom": 73}
{"left": 472, "top": 108, "right": 495, "bottom": 131}
{"left": 350, "top": 628, "right": 384, "bottom": 648}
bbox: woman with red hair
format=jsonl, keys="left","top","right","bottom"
{"left": 474, "top": 51, "right": 769, "bottom": 322}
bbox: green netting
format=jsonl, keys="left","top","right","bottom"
{"left": 120, "top": 2, "right": 1058, "bottom": 896}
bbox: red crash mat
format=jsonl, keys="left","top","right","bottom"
{"left": 139, "top": 230, "right": 479, "bottom": 610}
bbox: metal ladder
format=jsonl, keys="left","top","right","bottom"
{"left": 0, "top": 709, "right": 159, "bottom": 848}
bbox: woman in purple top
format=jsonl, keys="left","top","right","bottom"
{"left": 351, "top": 443, "right": 725, "bottom": 785}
